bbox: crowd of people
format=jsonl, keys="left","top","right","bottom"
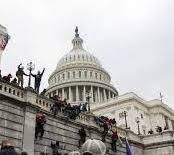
{"left": 0, "top": 140, "right": 28, "bottom": 155}
{"left": 148, "top": 125, "right": 167, "bottom": 135}
{"left": 93, "top": 115, "right": 119, "bottom": 152}
{"left": 34, "top": 95, "right": 89, "bottom": 141}
{"left": 0, "top": 139, "right": 107, "bottom": 155}
{"left": 50, "top": 95, "right": 88, "bottom": 120}
{"left": 0, "top": 64, "right": 45, "bottom": 93}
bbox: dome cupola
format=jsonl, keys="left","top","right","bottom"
{"left": 72, "top": 26, "right": 83, "bottom": 50}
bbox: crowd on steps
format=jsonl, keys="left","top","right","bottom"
{"left": 0, "top": 139, "right": 107, "bottom": 155}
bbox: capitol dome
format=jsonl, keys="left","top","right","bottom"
{"left": 46, "top": 27, "right": 118, "bottom": 104}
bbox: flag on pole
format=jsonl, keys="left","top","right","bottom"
{"left": 126, "top": 138, "right": 133, "bottom": 155}
{"left": 0, "top": 34, "right": 9, "bottom": 50}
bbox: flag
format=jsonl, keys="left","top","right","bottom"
{"left": 0, "top": 33, "right": 9, "bottom": 50}
{"left": 126, "top": 138, "right": 133, "bottom": 155}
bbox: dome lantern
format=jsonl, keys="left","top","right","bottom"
{"left": 72, "top": 26, "right": 84, "bottom": 50}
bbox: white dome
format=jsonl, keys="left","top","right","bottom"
{"left": 46, "top": 27, "right": 118, "bottom": 104}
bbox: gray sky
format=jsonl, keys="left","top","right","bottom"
{"left": 0, "top": 0, "right": 174, "bottom": 108}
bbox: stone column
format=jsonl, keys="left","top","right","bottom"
{"left": 97, "top": 87, "right": 100, "bottom": 103}
{"left": 112, "top": 93, "right": 114, "bottom": 98}
{"left": 94, "top": 89, "right": 97, "bottom": 102}
{"left": 103, "top": 89, "right": 106, "bottom": 102}
{"left": 76, "top": 86, "right": 79, "bottom": 101}
{"left": 22, "top": 106, "right": 36, "bottom": 155}
{"left": 56, "top": 90, "right": 59, "bottom": 96}
{"left": 62, "top": 88, "right": 64, "bottom": 100}
{"left": 83, "top": 86, "right": 86, "bottom": 102}
{"left": 69, "top": 87, "right": 72, "bottom": 102}
{"left": 108, "top": 91, "right": 111, "bottom": 100}
{"left": 90, "top": 86, "right": 94, "bottom": 102}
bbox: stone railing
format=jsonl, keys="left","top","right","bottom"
{"left": 141, "top": 130, "right": 174, "bottom": 145}
{"left": 0, "top": 80, "right": 25, "bottom": 102}
{"left": 35, "top": 95, "right": 53, "bottom": 111}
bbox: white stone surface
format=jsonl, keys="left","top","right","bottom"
{"left": 91, "top": 92, "right": 174, "bottom": 135}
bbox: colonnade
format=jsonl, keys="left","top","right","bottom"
{"left": 50, "top": 85, "right": 116, "bottom": 103}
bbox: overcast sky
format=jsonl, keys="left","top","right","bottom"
{"left": 0, "top": 0, "right": 174, "bottom": 108}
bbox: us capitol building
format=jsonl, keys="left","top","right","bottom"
{"left": 1, "top": 26, "right": 174, "bottom": 155}
{"left": 46, "top": 27, "right": 174, "bottom": 136}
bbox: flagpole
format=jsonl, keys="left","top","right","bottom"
{"left": 125, "top": 137, "right": 133, "bottom": 155}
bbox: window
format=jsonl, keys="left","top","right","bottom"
{"left": 141, "top": 114, "right": 143, "bottom": 119}
{"left": 62, "top": 74, "right": 65, "bottom": 80}
{"left": 68, "top": 72, "right": 70, "bottom": 79}
{"left": 73, "top": 71, "right": 75, "bottom": 78}
{"left": 84, "top": 71, "right": 87, "bottom": 78}
{"left": 119, "top": 112, "right": 124, "bottom": 118}
{"left": 90, "top": 71, "right": 92, "bottom": 77}
{"left": 119, "top": 111, "right": 127, "bottom": 118}
{"left": 100, "top": 74, "right": 101, "bottom": 80}
{"left": 95, "top": 73, "right": 98, "bottom": 79}
{"left": 58, "top": 75, "right": 60, "bottom": 81}
{"left": 79, "top": 71, "right": 81, "bottom": 78}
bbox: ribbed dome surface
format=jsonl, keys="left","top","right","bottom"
{"left": 56, "top": 48, "right": 102, "bottom": 70}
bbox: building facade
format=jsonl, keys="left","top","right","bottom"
{"left": 46, "top": 28, "right": 174, "bottom": 135}
{"left": 91, "top": 92, "right": 174, "bottom": 135}
{"left": 1, "top": 80, "right": 174, "bottom": 155}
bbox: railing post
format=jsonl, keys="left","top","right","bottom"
{"left": 24, "top": 87, "right": 37, "bottom": 104}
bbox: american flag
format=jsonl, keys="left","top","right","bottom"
{"left": 0, "top": 33, "right": 9, "bottom": 50}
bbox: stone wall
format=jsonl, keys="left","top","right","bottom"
{"left": 0, "top": 81, "right": 126, "bottom": 155}
{"left": 1, "top": 81, "right": 174, "bottom": 155}
{"left": 0, "top": 97, "right": 24, "bottom": 150}
{"left": 34, "top": 112, "right": 126, "bottom": 155}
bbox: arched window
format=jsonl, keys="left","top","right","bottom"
{"left": 95, "top": 73, "right": 98, "bottom": 79}
{"left": 79, "top": 71, "right": 81, "bottom": 78}
{"left": 74, "top": 55, "right": 76, "bottom": 60}
{"left": 82, "top": 55, "right": 84, "bottom": 60}
{"left": 68, "top": 72, "right": 70, "bottom": 79}
{"left": 73, "top": 71, "right": 75, "bottom": 78}
{"left": 62, "top": 74, "right": 65, "bottom": 80}
{"left": 90, "top": 71, "right": 92, "bottom": 77}
{"left": 84, "top": 71, "right": 87, "bottom": 78}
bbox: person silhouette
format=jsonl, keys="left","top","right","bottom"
{"left": 31, "top": 68, "right": 45, "bottom": 93}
